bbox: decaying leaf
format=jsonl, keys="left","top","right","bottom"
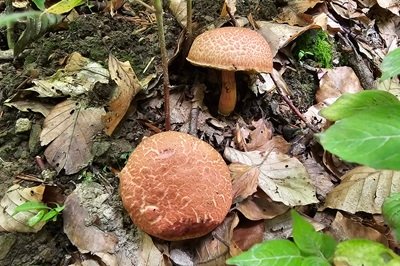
{"left": 221, "top": 0, "right": 237, "bottom": 17}
{"left": 377, "top": 0, "right": 399, "bottom": 16}
{"left": 275, "top": 0, "right": 323, "bottom": 26}
{"left": 169, "top": 0, "right": 187, "bottom": 27}
{"left": 224, "top": 148, "right": 318, "bottom": 206}
{"left": 40, "top": 100, "right": 105, "bottom": 174}
{"left": 103, "top": 54, "right": 142, "bottom": 135}
{"left": 231, "top": 220, "right": 264, "bottom": 254}
{"left": 330, "top": 212, "right": 388, "bottom": 245}
{"left": 236, "top": 190, "right": 289, "bottom": 221}
{"left": 0, "top": 184, "right": 46, "bottom": 233}
{"left": 3, "top": 100, "right": 53, "bottom": 117}
{"left": 27, "top": 52, "right": 109, "bottom": 98}
{"left": 324, "top": 166, "right": 400, "bottom": 214}
{"left": 230, "top": 163, "right": 259, "bottom": 202}
{"left": 316, "top": 67, "right": 364, "bottom": 105}
{"left": 138, "top": 231, "right": 164, "bottom": 266}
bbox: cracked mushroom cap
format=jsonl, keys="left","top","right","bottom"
{"left": 119, "top": 131, "right": 232, "bottom": 241}
{"left": 187, "top": 27, "right": 273, "bottom": 73}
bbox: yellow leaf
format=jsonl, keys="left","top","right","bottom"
{"left": 45, "top": 0, "right": 84, "bottom": 14}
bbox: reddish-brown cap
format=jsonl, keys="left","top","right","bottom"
{"left": 187, "top": 27, "right": 273, "bottom": 73}
{"left": 119, "top": 131, "right": 232, "bottom": 241}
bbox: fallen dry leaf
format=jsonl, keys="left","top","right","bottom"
{"left": 224, "top": 148, "right": 318, "bottom": 206}
{"left": 377, "top": 78, "right": 400, "bottom": 99}
{"left": 3, "top": 100, "right": 53, "bottom": 117}
{"left": 330, "top": 211, "right": 388, "bottom": 245}
{"left": 316, "top": 66, "right": 364, "bottom": 104}
{"left": 230, "top": 163, "right": 259, "bottom": 203}
{"left": 0, "top": 184, "right": 46, "bottom": 233}
{"left": 221, "top": 0, "right": 237, "bottom": 17}
{"left": 169, "top": 0, "right": 187, "bottom": 27}
{"left": 324, "top": 166, "right": 400, "bottom": 214}
{"left": 40, "top": 100, "right": 105, "bottom": 174}
{"left": 275, "top": 0, "right": 323, "bottom": 26}
{"left": 236, "top": 190, "right": 289, "bottom": 221}
{"left": 377, "top": 0, "right": 399, "bottom": 15}
{"left": 138, "top": 231, "right": 164, "bottom": 266}
{"left": 27, "top": 52, "right": 109, "bottom": 98}
{"left": 231, "top": 219, "right": 265, "bottom": 253}
{"left": 103, "top": 54, "right": 142, "bottom": 136}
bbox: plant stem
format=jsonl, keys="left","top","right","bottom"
{"left": 186, "top": 0, "right": 192, "bottom": 38}
{"left": 5, "top": 0, "right": 14, "bottom": 49}
{"left": 153, "top": 0, "right": 171, "bottom": 131}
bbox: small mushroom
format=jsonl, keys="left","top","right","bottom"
{"left": 187, "top": 27, "right": 273, "bottom": 116}
{"left": 119, "top": 131, "right": 232, "bottom": 241}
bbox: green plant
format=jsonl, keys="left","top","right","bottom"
{"left": 226, "top": 210, "right": 400, "bottom": 266}
{"left": 13, "top": 201, "right": 64, "bottom": 227}
{"left": 317, "top": 47, "right": 400, "bottom": 170}
{"left": 294, "top": 29, "right": 333, "bottom": 68}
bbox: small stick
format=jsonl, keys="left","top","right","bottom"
{"left": 186, "top": 0, "right": 192, "bottom": 38}
{"left": 269, "top": 72, "right": 319, "bottom": 133}
{"left": 153, "top": 0, "right": 171, "bottom": 131}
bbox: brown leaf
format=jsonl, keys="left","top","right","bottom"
{"left": 316, "top": 67, "right": 364, "bottom": 104}
{"left": 169, "top": 0, "right": 187, "bottom": 27}
{"left": 230, "top": 163, "right": 259, "bottom": 203}
{"left": 231, "top": 220, "right": 265, "bottom": 253}
{"left": 103, "top": 54, "right": 142, "bottom": 136}
{"left": 138, "top": 231, "right": 164, "bottom": 266}
{"left": 236, "top": 190, "right": 289, "bottom": 221}
{"left": 324, "top": 166, "right": 400, "bottom": 214}
{"left": 275, "top": 0, "right": 323, "bottom": 26}
{"left": 0, "top": 184, "right": 46, "bottom": 233}
{"left": 40, "top": 100, "right": 105, "bottom": 174}
{"left": 330, "top": 212, "right": 388, "bottom": 245}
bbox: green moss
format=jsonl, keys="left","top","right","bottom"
{"left": 294, "top": 29, "right": 333, "bottom": 68}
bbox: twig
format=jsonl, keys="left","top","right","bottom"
{"left": 186, "top": 0, "right": 192, "bottom": 38}
{"left": 269, "top": 71, "right": 319, "bottom": 133}
{"left": 154, "top": 0, "right": 171, "bottom": 131}
{"left": 133, "top": 0, "right": 155, "bottom": 12}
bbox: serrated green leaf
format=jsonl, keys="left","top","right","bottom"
{"left": 0, "top": 11, "right": 41, "bottom": 27}
{"left": 334, "top": 239, "right": 400, "bottom": 266}
{"left": 318, "top": 104, "right": 400, "bottom": 170}
{"left": 226, "top": 240, "right": 304, "bottom": 266}
{"left": 45, "top": 0, "right": 85, "bottom": 14}
{"left": 320, "top": 90, "right": 400, "bottom": 121}
{"left": 28, "top": 209, "right": 46, "bottom": 227}
{"left": 301, "top": 256, "right": 330, "bottom": 266}
{"left": 382, "top": 193, "right": 400, "bottom": 241}
{"left": 381, "top": 48, "right": 400, "bottom": 80}
{"left": 13, "top": 201, "right": 50, "bottom": 215}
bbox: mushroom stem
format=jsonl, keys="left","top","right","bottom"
{"left": 218, "top": 71, "right": 237, "bottom": 116}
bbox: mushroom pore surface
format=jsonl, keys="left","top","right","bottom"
{"left": 119, "top": 131, "right": 232, "bottom": 241}
{"left": 186, "top": 27, "right": 273, "bottom": 73}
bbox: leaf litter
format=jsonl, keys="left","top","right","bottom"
{"left": 1, "top": 0, "right": 400, "bottom": 264}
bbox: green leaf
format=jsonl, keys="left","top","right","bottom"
{"left": 0, "top": 11, "right": 41, "bottom": 27}
{"left": 226, "top": 240, "right": 304, "bottom": 266}
{"left": 291, "top": 210, "right": 337, "bottom": 260}
{"left": 334, "top": 239, "right": 400, "bottom": 266}
{"left": 45, "top": 0, "right": 85, "bottom": 14}
{"left": 381, "top": 48, "right": 400, "bottom": 80}
{"left": 32, "top": 0, "right": 46, "bottom": 10}
{"left": 13, "top": 201, "right": 50, "bottom": 215}
{"left": 301, "top": 256, "right": 330, "bottom": 266}
{"left": 320, "top": 90, "right": 400, "bottom": 121}
{"left": 27, "top": 209, "right": 46, "bottom": 227}
{"left": 382, "top": 193, "right": 400, "bottom": 241}
{"left": 41, "top": 209, "right": 60, "bottom": 222}
{"left": 317, "top": 104, "right": 400, "bottom": 170}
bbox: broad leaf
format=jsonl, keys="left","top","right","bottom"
{"left": 334, "top": 239, "right": 400, "bottom": 266}
{"left": 292, "top": 211, "right": 337, "bottom": 260}
{"left": 381, "top": 48, "right": 400, "bottom": 80}
{"left": 320, "top": 90, "right": 399, "bottom": 121}
{"left": 318, "top": 104, "right": 400, "bottom": 170}
{"left": 226, "top": 240, "right": 304, "bottom": 266}
{"left": 45, "top": 0, "right": 85, "bottom": 14}
{"left": 301, "top": 256, "right": 330, "bottom": 266}
{"left": 382, "top": 193, "right": 400, "bottom": 241}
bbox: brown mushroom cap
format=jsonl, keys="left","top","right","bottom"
{"left": 119, "top": 131, "right": 232, "bottom": 241}
{"left": 187, "top": 27, "right": 273, "bottom": 73}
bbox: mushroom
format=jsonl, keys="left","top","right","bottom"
{"left": 187, "top": 27, "right": 273, "bottom": 116}
{"left": 119, "top": 131, "right": 232, "bottom": 241}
